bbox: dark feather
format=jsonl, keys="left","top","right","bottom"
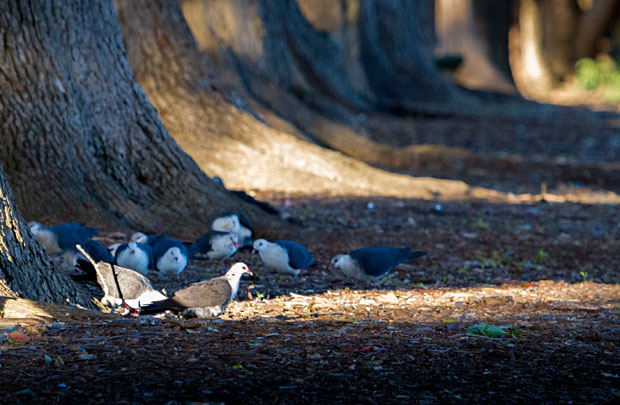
{"left": 275, "top": 240, "right": 315, "bottom": 270}
{"left": 350, "top": 247, "right": 424, "bottom": 277}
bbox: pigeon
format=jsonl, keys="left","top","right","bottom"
{"left": 61, "top": 239, "right": 114, "bottom": 268}
{"left": 151, "top": 236, "right": 189, "bottom": 279}
{"left": 114, "top": 241, "right": 152, "bottom": 275}
{"left": 28, "top": 221, "right": 99, "bottom": 255}
{"left": 140, "top": 262, "right": 253, "bottom": 318}
{"left": 108, "top": 242, "right": 122, "bottom": 257}
{"left": 73, "top": 245, "right": 167, "bottom": 313}
{"left": 187, "top": 230, "right": 239, "bottom": 260}
{"left": 211, "top": 212, "right": 254, "bottom": 248}
{"left": 252, "top": 239, "right": 315, "bottom": 277}
{"left": 330, "top": 247, "right": 426, "bottom": 281}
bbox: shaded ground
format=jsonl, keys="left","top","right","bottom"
{"left": 1, "top": 192, "right": 619, "bottom": 403}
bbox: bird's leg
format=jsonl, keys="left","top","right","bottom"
{"left": 120, "top": 300, "right": 140, "bottom": 317}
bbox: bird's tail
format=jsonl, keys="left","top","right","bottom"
{"left": 139, "top": 298, "right": 177, "bottom": 315}
{"left": 408, "top": 251, "right": 427, "bottom": 260}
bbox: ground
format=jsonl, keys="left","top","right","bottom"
{"left": 0, "top": 190, "right": 619, "bottom": 403}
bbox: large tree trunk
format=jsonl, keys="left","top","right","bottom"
{"left": 113, "top": 0, "right": 477, "bottom": 200}
{"left": 541, "top": 0, "right": 578, "bottom": 79}
{"left": 435, "top": 0, "right": 515, "bottom": 92}
{"left": 0, "top": 0, "right": 274, "bottom": 238}
{"left": 0, "top": 163, "right": 93, "bottom": 307}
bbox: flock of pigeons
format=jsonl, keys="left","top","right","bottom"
{"left": 28, "top": 211, "right": 426, "bottom": 318}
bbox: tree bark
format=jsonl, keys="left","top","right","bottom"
{"left": 575, "top": 0, "right": 618, "bottom": 59}
{"left": 0, "top": 0, "right": 272, "bottom": 238}
{"left": 541, "top": 0, "right": 578, "bottom": 78}
{"left": 114, "top": 0, "right": 477, "bottom": 200}
{"left": 0, "top": 163, "right": 93, "bottom": 307}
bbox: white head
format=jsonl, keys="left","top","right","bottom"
{"left": 226, "top": 262, "right": 253, "bottom": 280}
{"left": 127, "top": 241, "right": 138, "bottom": 254}
{"left": 330, "top": 254, "right": 351, "bottom": 270}
{"left": 212, "top": 214, "right": 241, "bottom": 234}
{"left": 131, "top": 232, "right": 148, "bottom": 243}
{"left": 28, "top": 221, "right": 44, "bottom": 235}
{"left": 252, "top": 239, "right": 269, "bottom": 254}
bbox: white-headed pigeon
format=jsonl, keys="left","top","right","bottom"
{"left": 114, "top": 241, "right": 152, "bottom": 275}
{"left": 211, "top": 212, "right": 254, "bottom": 248}
{"left": 151, "top": 236, "right": 189, "bottom": 279}
{"left": 28, "top": 221, "right": 99, "bottom": 255}
{"left": 330, "top": 247, "right": 426, "bottom": 281}
{"left": 187, "top": 230, "right": 239, "bottom": 260}
{"left": 73, "top": 245, "right": 167, "bottom": 314}
{"left": 140, "top": 262, "right": 253, "bottom": 318}
{"left": 130, "top": 232, "right": 162, "bottom": 245}
{"left": 252, "top": 239, "right": 315, "bottom": 277}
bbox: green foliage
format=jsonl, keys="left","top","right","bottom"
{"left": 575, "top": 57, "right": 620, "bottom": 102}
{"left": 465, "top": 323, "right": 507, "bottom": 338}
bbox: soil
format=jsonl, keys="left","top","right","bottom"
{"left": 1, "top": 190, "right": 619, "bottom": 403}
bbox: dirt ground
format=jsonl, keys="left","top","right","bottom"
{"left": 0, "top": 189, "right": 619, "bottom": 403}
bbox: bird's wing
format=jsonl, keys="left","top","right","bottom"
{"left": 115, "top": 267, "right": 156, "bottom": 299}
{"left": 113, "top": 243, "right": 129, "bottom": 263}
{"left": 187, "top": 232, "right": 213, "bottom": 256}
{"left": 235, "top": 213, "right": 254, "bottom": 235}
{"left": 275, "top": 240, "right": 315, "bottom": 270}
{"left": 83, "top": 240, "right": 114, "bottom": 264}
{"left": 172, "top": 277, "right": 232, "bottom": 308}
{"left": 350, "top": 247, "right": 411, "bottom": 277}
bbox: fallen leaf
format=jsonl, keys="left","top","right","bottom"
{"left": 8, "top": 331, "right": 30, "bottom": 341}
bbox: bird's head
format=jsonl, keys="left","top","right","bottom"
{"left": 127, "top": 241, "right": 137, "bottom": 254}
{"left": 212, "top": 214, "right": 239, "bottom": 233}
{"left": 329, "top": 254, "right": 348, "bottom": 270}
{"left": 28, "top": 221, "right": 44, "bottom": 235}
{"left": 131, "top": 232, "right": 148, "bottom": 243}
{"left": 227, "top": 262, "right": 253, "bottom": 278}
{"left": 252, "top": 239, "right": 268, "bottom": 254}
{"left": 166, "top": 247, "right": 182, "bottom": 262}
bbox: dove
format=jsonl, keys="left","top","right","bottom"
{"left": 72, "top": 245, "right": 167, "bottom": 315}
{"left": 187, "top": 230, "right": 239, "bottom": 260}
{"left": 330, "top": 247, "right": 426, "bottom": 281}
{"left": 61, "top": 239, "right": 114, "bottom": 268}
{"left": 211, "top": 212, "right": 254, "bottom": 248}
{"left": 28, "top": 221, "right": 99, "bottom": 255}
{"left": 114, "top": 241, "right": 152, "bottom": 275}
{"left": 252, "top": 239, "right": 315, "bottom": 277}
{"left": 139, "top": 262, "right": 253, "bottom": 318}
{"left": 151, "top": 236, "right": 189, "bottom": 279}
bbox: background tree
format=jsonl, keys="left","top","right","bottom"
{"left": 0, "top": 0, "right": 276, "bottom": 238}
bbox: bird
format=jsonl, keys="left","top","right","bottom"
{"left": 61, "top": 239, "right": 114, "bottom": 268}
{"left": 114, "top": 241, "right": 152, "bottom": 275}
{"left": 73, "top": 245, "right": 167, "bottom": 314}
{"left": 28, "top": 221, "right": 99, "bottom": 255}
{"left": 211, "top": 212, "right": 254, "bottom": 248}
{"left": 187, "top": 230, "right": 239, "bottom": 260}
{"left": 252, "top": 239, "right": 315, "bottom": 277}
{"left": 139, "top": 262, "right": 253, "bottom": 318}
{"left": 151, "top": 236, "right": 189, "bottom": 279}
{"left": 330, "top": 247, "right": 426, "bottom": 281}
{"left": 130, "top": 232, "right": 162, "bottom": 245}
{"left": 108, "top": 242, "right": 122, "bottom": 257}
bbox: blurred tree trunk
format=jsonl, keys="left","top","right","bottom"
{"left": 0, "top": 163, "right": 93, "bottom": 307}
{"left": 514, "top": 0, "right": 556, "bottom": 91}
{"left": 575, "top": 0, "right": 618, "bottom": 59}
{"left": 542, "top": 0, "right": 578, "bottom": 78}
{"left": 436, "top": 0, "right": 515, "bottom": 92}
{"left": 0, "top": 0, "right": 272, "bottom": 238}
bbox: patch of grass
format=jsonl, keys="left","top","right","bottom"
{"left": 575, "top": 57, "right": 620, "bottom": 102}
{"left": 472, "top": 218, "right": 490, "bottom": 229}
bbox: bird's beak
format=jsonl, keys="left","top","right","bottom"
{"left": 233, "top": 240, "right": 238, "bottom": 248}
{"left": 246, "top": 269, "right": 253, "bottom": 276}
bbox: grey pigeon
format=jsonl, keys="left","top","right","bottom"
{"left": 151, "top": 236, "right": 189, "bottom": 279}
{"left": 187, "top": 230, "right": 239, "bottom": 260}
{"left": 114, "top": 241, "right": 152, "bottom": 275}
{"left": 211, "top": 212, "right": 254, "bottom": 248}
{"left": 253, "top": 239, "right": 315, "bottom": 277}
{"left": 330, "top": 247, "right": 426, "bottom": 281}
{"left": 140, "top": 262, "right": 253, "bottom": 318}
{"left": 29, "top": 221, "right": 99, "bottom": 255}
{"left": 73, "top": 245, "right": 167, "bottom": 313}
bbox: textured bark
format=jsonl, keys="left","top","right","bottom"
{"left": 0, "top": 163, "right": 93, "bottom": 307}
{"left": 0, "top": 0, "right": 272, "bottom": 239}
{"left": 542, "top": 0, "right": 578, "bottom": 78}
{"left": 575, "top": 0, "right": 618, "bottom": 59}
{"left": 114, "top": 0, "right": 478, "bottom": 200}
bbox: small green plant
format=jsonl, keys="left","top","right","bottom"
{"left": 575, "top": 57, "right": 620, "bottom": 102}
{"left": 472, "top": 218, "right": 490, "bottom": 229}
{"left": 579, "top": 271, "right": 589, "bottom": 280}
{"left": 537, "top": 249, "right": 549, "bottom": 261}
{"left": 457, "top": 265, "right": 470, "bottom": 274}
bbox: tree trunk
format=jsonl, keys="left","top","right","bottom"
{"left": 512, "top": 0, "right": 556, "bottom": 93}
{"left": 575, "top": 0, "right": 618, "bottom": 59}
{"left": 114, "top": 0, "right": 476, "bottom": 200}
{"left": 0, "top": 0, "right": 273, "bottom": 239}
{"left": 541, "top": 0, "right": 578, "bottom": 78}
{"left": 435, "top": 0, "right": 515, "bottom": 92}
{"left": 0, "top": 163, "right": 93, "bottom": 307}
